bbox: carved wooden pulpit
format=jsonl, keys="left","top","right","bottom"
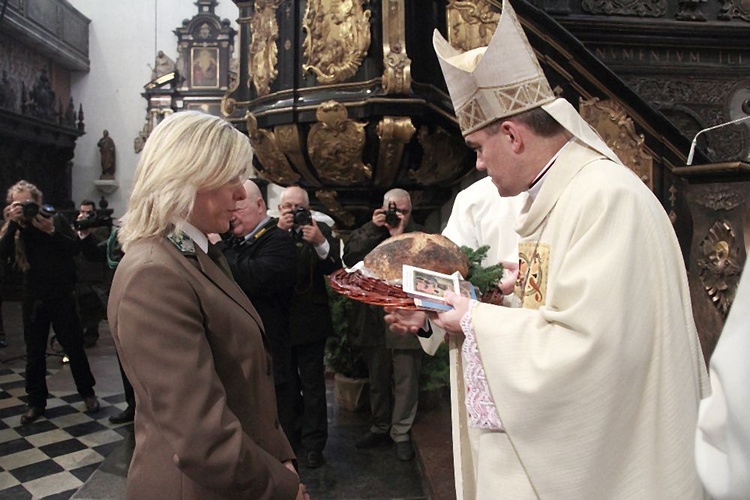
{"left": 670, "top": 162, "right": 750, "bottom": 360}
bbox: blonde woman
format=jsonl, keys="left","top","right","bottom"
{"left": 0, "top": 180, "right": 99, "bottom": 425}
{"left": 108, "top": 111, "right": 307, "bottom": 499}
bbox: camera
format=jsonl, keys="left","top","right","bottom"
{"left": 292, "top": 206, "right": 312, "bottom": 227}
{"left": 74, "top": 208, "right": 114, "bottom": 231}
{"left": 384, "top": 201, "right": 400, "bottom": 227}
{"left": 20, "top": 200, "right": 56, "bottom": 220}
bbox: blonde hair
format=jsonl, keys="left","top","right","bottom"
{"left": 119, "top": 111, "right": 253, "bottom": 251}
{"left": 5, "top": 180, "right": 42, "bottom": 205}
{"left": 2, "top": 180, "right": 44, "bottom": 271}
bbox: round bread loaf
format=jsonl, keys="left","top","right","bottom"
{"left": 363, "top": 232, "right": 469, "bottom": 282}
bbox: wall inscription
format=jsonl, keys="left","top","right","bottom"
{"left": 593, "top": 46, "right": 748, "bottom": 66}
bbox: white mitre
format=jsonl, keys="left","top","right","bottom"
{"left": 433, "top": 0, "right": 622, "bottom": 165}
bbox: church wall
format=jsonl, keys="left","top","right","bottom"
{"left": 66, "top": 0, "right": 239, "bottom": 217}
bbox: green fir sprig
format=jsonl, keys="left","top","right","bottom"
{"left": 461, "top": 245, "right": 504, "bottom": 296}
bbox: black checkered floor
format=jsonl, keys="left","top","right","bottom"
{"left": 0, "top": 364, "right": 131, "bottom": 499}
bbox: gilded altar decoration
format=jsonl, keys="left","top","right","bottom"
{"left": 274, "top": 124, "right": 323, "bottom": 187}
{"left": 245, "top": 112, "right": 300, "bottom": 185}
{"left": 248, "top": 0, "right": 281, "bottom": 96}
{"left": 579, "top": 97, "right": 654, "bottom": 191}
{"left": 302, "top": 0, "right": 371, "bottom": 84}
{"left": 315, "top": 189, "right": 356, "bottom": 227}
{"left": 375, "top": 117, "right": 416, "bottom": 188}
{"left": 307, "top": 101, "right": 371, "bottom": 185}
{"left": 697, "top": 220, "right": 742, "bottom": 316}
{"left": 382, "top": 0, "right": 411, "bottom": 94}
{"left": 447, "top": 0, "right": 500, "bottom": 51}
{"left": 410, "top": 126, "right": 469, "bottom": 186}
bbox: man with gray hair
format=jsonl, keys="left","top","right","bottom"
{"left": 343, "top": 188, "right": 424, "bottom": 462}
{"left": 214, "top": 179, "right": 298, "bottom": 443}
{"left": 276, "top": 186, "right": 342, "bottom": 468}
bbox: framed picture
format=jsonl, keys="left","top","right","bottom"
{"left": 191, "top": 47, "right": 219, "bottom": 89}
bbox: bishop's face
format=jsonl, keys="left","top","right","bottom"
{"left": 465, "top": 126, "right": 522, "bottom": 197}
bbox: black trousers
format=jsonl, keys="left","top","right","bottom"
{"left": 117, "top": 353, "right": 135, "bottom": 409}
{"left": 290, "top": 339, "right": 328, "bottom": 453}
{"left": 22, "top": 294, "right": 96, "bottom": 408}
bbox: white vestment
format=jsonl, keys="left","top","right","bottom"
{"left": 451, "top": 140, "right": 709, "bottom": 499}
{"left": 695, "top": 268, "right": 750, "bottom": 499}
{"left": 442, "top": 177, "right": 527, "bottom": 267}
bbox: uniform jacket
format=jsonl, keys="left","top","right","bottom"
{"left": 217, "top": 218, "right": 297, "bottom": 384}
{"left": 342, "top": 220, "right": 422, "bottom": 349}
{"left": 288, "top": 220, "right": 342, "bottom": 346}
{"left": 453, "top": 140, "right": 710, "bottom": 499}
{"left": 108, "top": 236, "right": 298, "bottom": 500}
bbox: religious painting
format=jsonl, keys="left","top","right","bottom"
{"left": 191, "top": 47, "right": 219, "bottom": 89}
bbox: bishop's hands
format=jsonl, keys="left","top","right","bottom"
{"left": 385, "top": 291, "right": 471, "bottom": 338}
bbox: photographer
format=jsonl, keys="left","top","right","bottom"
{"left": 342, "top": 188, "right": 424, "bottom": 461}
{"left": 74, "top": 200, "right": 111, "bottom": 348}
{"left": 0, "top": 180, "right": 99, "bottom": 425}
{"left": 277, "top": 186, "right": 342, "bottom": 468}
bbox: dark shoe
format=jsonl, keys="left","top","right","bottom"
{"left": 109, "top": 407, "right": 135, "bottom": 424}
{"left": 396, "top": 440, "right": 415, "bottom": 461}
{"left": 83, "top": 396, "right": 100, "bottom": 413}
{"left": 20, "top": 406, "right": 45, "bottom": 425}
{"left": 355, "top": 431, "right": 391, "bottom": 449}
{"left": 306, "top": 450, "right": 324, "bottom": 468}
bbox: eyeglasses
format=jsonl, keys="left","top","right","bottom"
{"left": 280, "top": 202, "right": 307, "bottom": 211}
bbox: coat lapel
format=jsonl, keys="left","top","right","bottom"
{"left": 163, "top": 236, "right": 265, "bottom": 330}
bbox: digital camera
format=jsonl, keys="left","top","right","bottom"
{"left": 73, "top": 208, "right": 114, "bottom": 231}
{"left": 20, "top": 200, "right": 56, "bottom": 220}
{"left": 384, "top": 201, "right": 400, "bottom": 227}
{"left": 292, "top": 206, "right": 312, "bottom": 226}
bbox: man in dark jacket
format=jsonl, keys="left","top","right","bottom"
{"left": 215, "top": 180, "right": 298, "bottom": 440}
{"left": 0, "top": 180, "right": 99, "bottom": 425}
{"left": 342, "top": 188, "right": 423, "bottom": 462}
{"left": 277, "top": 186, "right": 342, "bottom": 469}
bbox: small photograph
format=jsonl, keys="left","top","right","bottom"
{"left": 402, "top": 265, "right": 460, "bottom": 301}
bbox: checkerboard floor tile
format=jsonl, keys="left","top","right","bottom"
{"left": 0, "top": 365, "right": 131, "bottom": 499}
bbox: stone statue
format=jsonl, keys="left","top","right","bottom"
{"left": 98, "top": 129, "right": 116, "bottom": 179}
{"left": 151, "top": 50, "right": 176, "bottom": 81}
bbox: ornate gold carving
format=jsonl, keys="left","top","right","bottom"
{"left": 245, "top": 112, "right": 300, "bottom": 185}
{"left": 274, "top": 124, "right": 323, "bottom": 187}
{"left": 307, "top": 101, "right": 371, "bottom": 185}
{"left": 697, "top": 220, "right": 742, "bottom": 316}
{"left": 579, "top": 97, "right": 654, "bottom": 191}
{"left": 302, "top": 0, "right": 371, "bottom": 84}
{"left": 248, "top": 0, "right": 281, "bottom": 97}
{"left": 381, "top": 0, "right": 411, "bottom": 95}
{"left": 447, "top": 0, "right": 500, "bottom": 51}
{"left": 374, "top": 117, "right": 416, "bottom": 187}
{"left": 410, "top": 126, "right": 470, "bottom": 186}
{"left": 315, "top": 189, "right": 356, "bottom": 227}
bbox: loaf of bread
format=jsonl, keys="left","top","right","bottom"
{"left": 362, "top": 232, "right": 469, "bottom": 282}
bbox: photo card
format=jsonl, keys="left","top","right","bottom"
{"left": 402, "top": 264, "right": 461, "bottom": 302}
